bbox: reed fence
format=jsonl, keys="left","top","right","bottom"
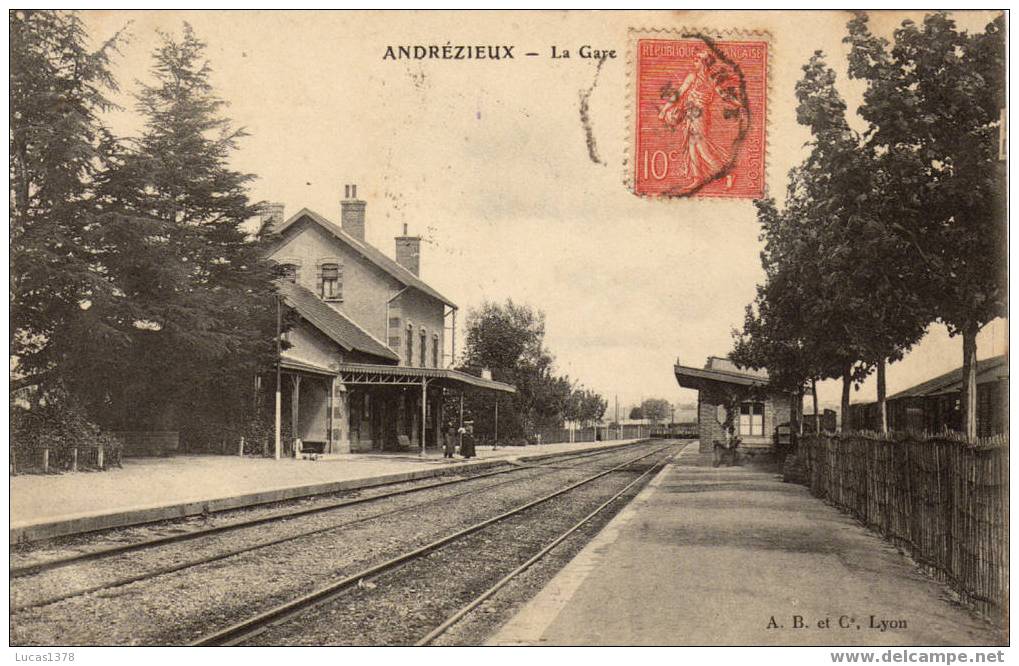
{"left": 797, "top": 432, "right": 1008, "bottom": 625}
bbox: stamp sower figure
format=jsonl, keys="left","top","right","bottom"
{"left": 659, "top": 51, "right": 744, "bottom": 181}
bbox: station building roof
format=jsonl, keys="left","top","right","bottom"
{"left": 674, "top": 357, "right": 773, "bottom": 393}
{"left": 279, "top": 280, "right": 401, "bottom": 363}
{"left": 887, "top": 354, "right": 1008, "bottom": 401}
{"left": 271, "top": 208, "right": 456, "bottom": 308}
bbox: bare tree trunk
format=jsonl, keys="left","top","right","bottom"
{"left": 876, "top": 358, "right": 888, "bottom": 433}
{"left": 961, "top": 325, "right": 979, "bottom": 440}
{"left": 812, "top": 379, "right": 820, "bottom": 434}
{"left": 840, "top": 364, "right": 852, "bottom": 432}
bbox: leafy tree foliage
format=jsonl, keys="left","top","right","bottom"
{"left": 640, "top": 398, "right": 671, "bottom": 424}
{"left": 11, "top": 15, "right": 279, "bottom": 453}
{"left": 88, "top": 24, "right": 279, "bottom": 446}
{"left": 733, "top": 50, "right": 932, "bottom": 431}
{"left": 452, "top": 300, "right": 606, "bottom": 441}
{"left": 566, "top": 388, "right": 607, "bottom": 426}
{"left": 10, "top": 10, "right": 124, "bottom": 393}
{"left": 844, "top": 11, "right": 1006, "bottom": 437}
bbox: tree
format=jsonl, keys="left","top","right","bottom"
{"left": 845, "top": 12, "right": 1006, "bottom": 438}
{"left": 640, "top": 398, "right": 670, "bottom": 425}
{"left": 10, "top": 10, "right": 125, "bottom": 396}
{"left": 628, "top": 406, "right": 644, "bottom": 420}
{"left": 734, "top": 50, "right": 931, "bottom": 433}
{"left": 455, "top": 300, "right": 572, "bottom": 440}
{"left": 578, "top": 389, "right": 608, "bottom": 425}
{"left": 566, "top": 387, "right": 607, "bottom": 427}
{"left": 794, "top": 51, "right": 930, "bottom": 431}
{"left": 94, "top": 24, "right": 279, "bottom": 445}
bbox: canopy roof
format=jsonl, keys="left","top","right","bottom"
{"left": 280, "top": 357, "right": 337, "bottom": 376}
{"left": 674, "top": 363, "right": 773, "bottom": 393}
{"left": 336, "top": 363, "right": 516, "bottom": 393}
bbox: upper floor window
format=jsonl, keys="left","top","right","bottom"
{"left": 406, "top": 324, "right": 414, "bottom": 366}
{"left": 320, "top": 263, "right": 341, "bottom": 301}
{"left": 419, "top": 328, "right": 427, "bottom": 367}
{"left": 432, "top": 334, "right": 440, "bottom": 368}
{"left": 278, "top": 263, "right": 298, "bottom": 283}
{"left": 739, "top": 402, "right": 764, "bottom": 437}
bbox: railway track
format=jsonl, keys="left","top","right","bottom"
{"left": 10, "top": 441, "right": 660, "bottom": 614}
{"left": 190, "top": 443, "right": 677, "bottom": 646}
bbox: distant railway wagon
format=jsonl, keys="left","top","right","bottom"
{"left": 649, "top": 423, "right": 698, "bottom": 439}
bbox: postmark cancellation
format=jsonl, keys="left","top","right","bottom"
{"left": 628, "top": 28, "right": 771, "bottom": 199}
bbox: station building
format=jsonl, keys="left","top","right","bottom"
{"left": 846, "top": 355, "right": 1008, "bottom": 437}
{"left": 261, "top": 184, "right": 514, "bottom": 455}
{"left": 673, "top": 356, "right": 792, "bottom": 456}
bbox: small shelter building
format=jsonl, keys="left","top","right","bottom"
{"left": 674, "top": 356, "right": 793, "bottom": 456}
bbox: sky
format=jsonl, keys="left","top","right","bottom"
{"left": 79, "top": 10, "right": 1006, "bottom": 412}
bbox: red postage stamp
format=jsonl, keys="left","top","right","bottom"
{"left": 631, "top": 31, "right": 769, "bottom": 199}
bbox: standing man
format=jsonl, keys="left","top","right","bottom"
{"left": 443, "top": 427, "right": 456, "bottom": 460}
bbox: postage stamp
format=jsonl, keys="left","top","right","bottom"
{"left": 630, "top": 29, "right": 769, "bottom": 199}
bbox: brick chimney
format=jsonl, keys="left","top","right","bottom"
{"left": 260, "top": 202, "right": 285, "bottom": 231}
{"left": 341, "top": 184, "right": 366, "bottom": 242}
{"left": 395, "top": 223, "right": 421, "bottom": 276}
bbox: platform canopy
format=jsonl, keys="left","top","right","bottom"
{"left": 674, "top": 363, "right": 772, "bottom": 393}
{"left": 336, "top": 362, "right": 516, "bottom": 393}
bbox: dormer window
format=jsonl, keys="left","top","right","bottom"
{"left": 279, "top": 263, "right": 298, "bottom": 283}
{"left": 320, "top": 263, "right": 341, "bottom": 301}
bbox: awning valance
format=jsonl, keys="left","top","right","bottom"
{"left": 281, "top": 357, "right": 338, "bottom": 377}
{"left": 336, "top": 363, "right": 516, "bottom": 393}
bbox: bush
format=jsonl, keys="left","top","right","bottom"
{"left": 11, "top": 400, "right": 122, "bottom": 473}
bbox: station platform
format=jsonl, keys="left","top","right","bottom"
{"left": 489, "top": 442, "right": 1005, "bottom": 646}
{"left": 10, "top": 438, "right": 644, "bottom": 544}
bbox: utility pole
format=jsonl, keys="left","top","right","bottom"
{"left": 615, "top": 395, "right": 620, "bottom": 440}
{"left": 274, "top": 294, "right": 282, "bottom": 460}
{"left": 459, "top": 392, "right": 465, "bottom": 452}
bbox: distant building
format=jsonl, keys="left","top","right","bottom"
{"left": 847, "top": 355, "right": 1008, "bottom": 437}
{"left": 261, "top": 184, "right": 515, "bottom": 455}
{"left": 674, "top": 356, "right": 792, "bottom": 455}
{"left": 802, "top": 408, "right": 837, "bottom": 434}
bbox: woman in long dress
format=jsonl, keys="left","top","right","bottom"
{"left": 658, "top": 51, "right": 744, "bottom": 182}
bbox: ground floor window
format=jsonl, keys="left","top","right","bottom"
{"left": 739, "top": 402, "right": 764, "bottom": 437}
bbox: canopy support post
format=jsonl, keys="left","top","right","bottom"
{"left": 421, "top": 377, "right": 428, "bottom": 457}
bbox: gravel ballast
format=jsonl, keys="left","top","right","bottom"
{"left": 10, "top": 442, "right": 672, "bottom": 646}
